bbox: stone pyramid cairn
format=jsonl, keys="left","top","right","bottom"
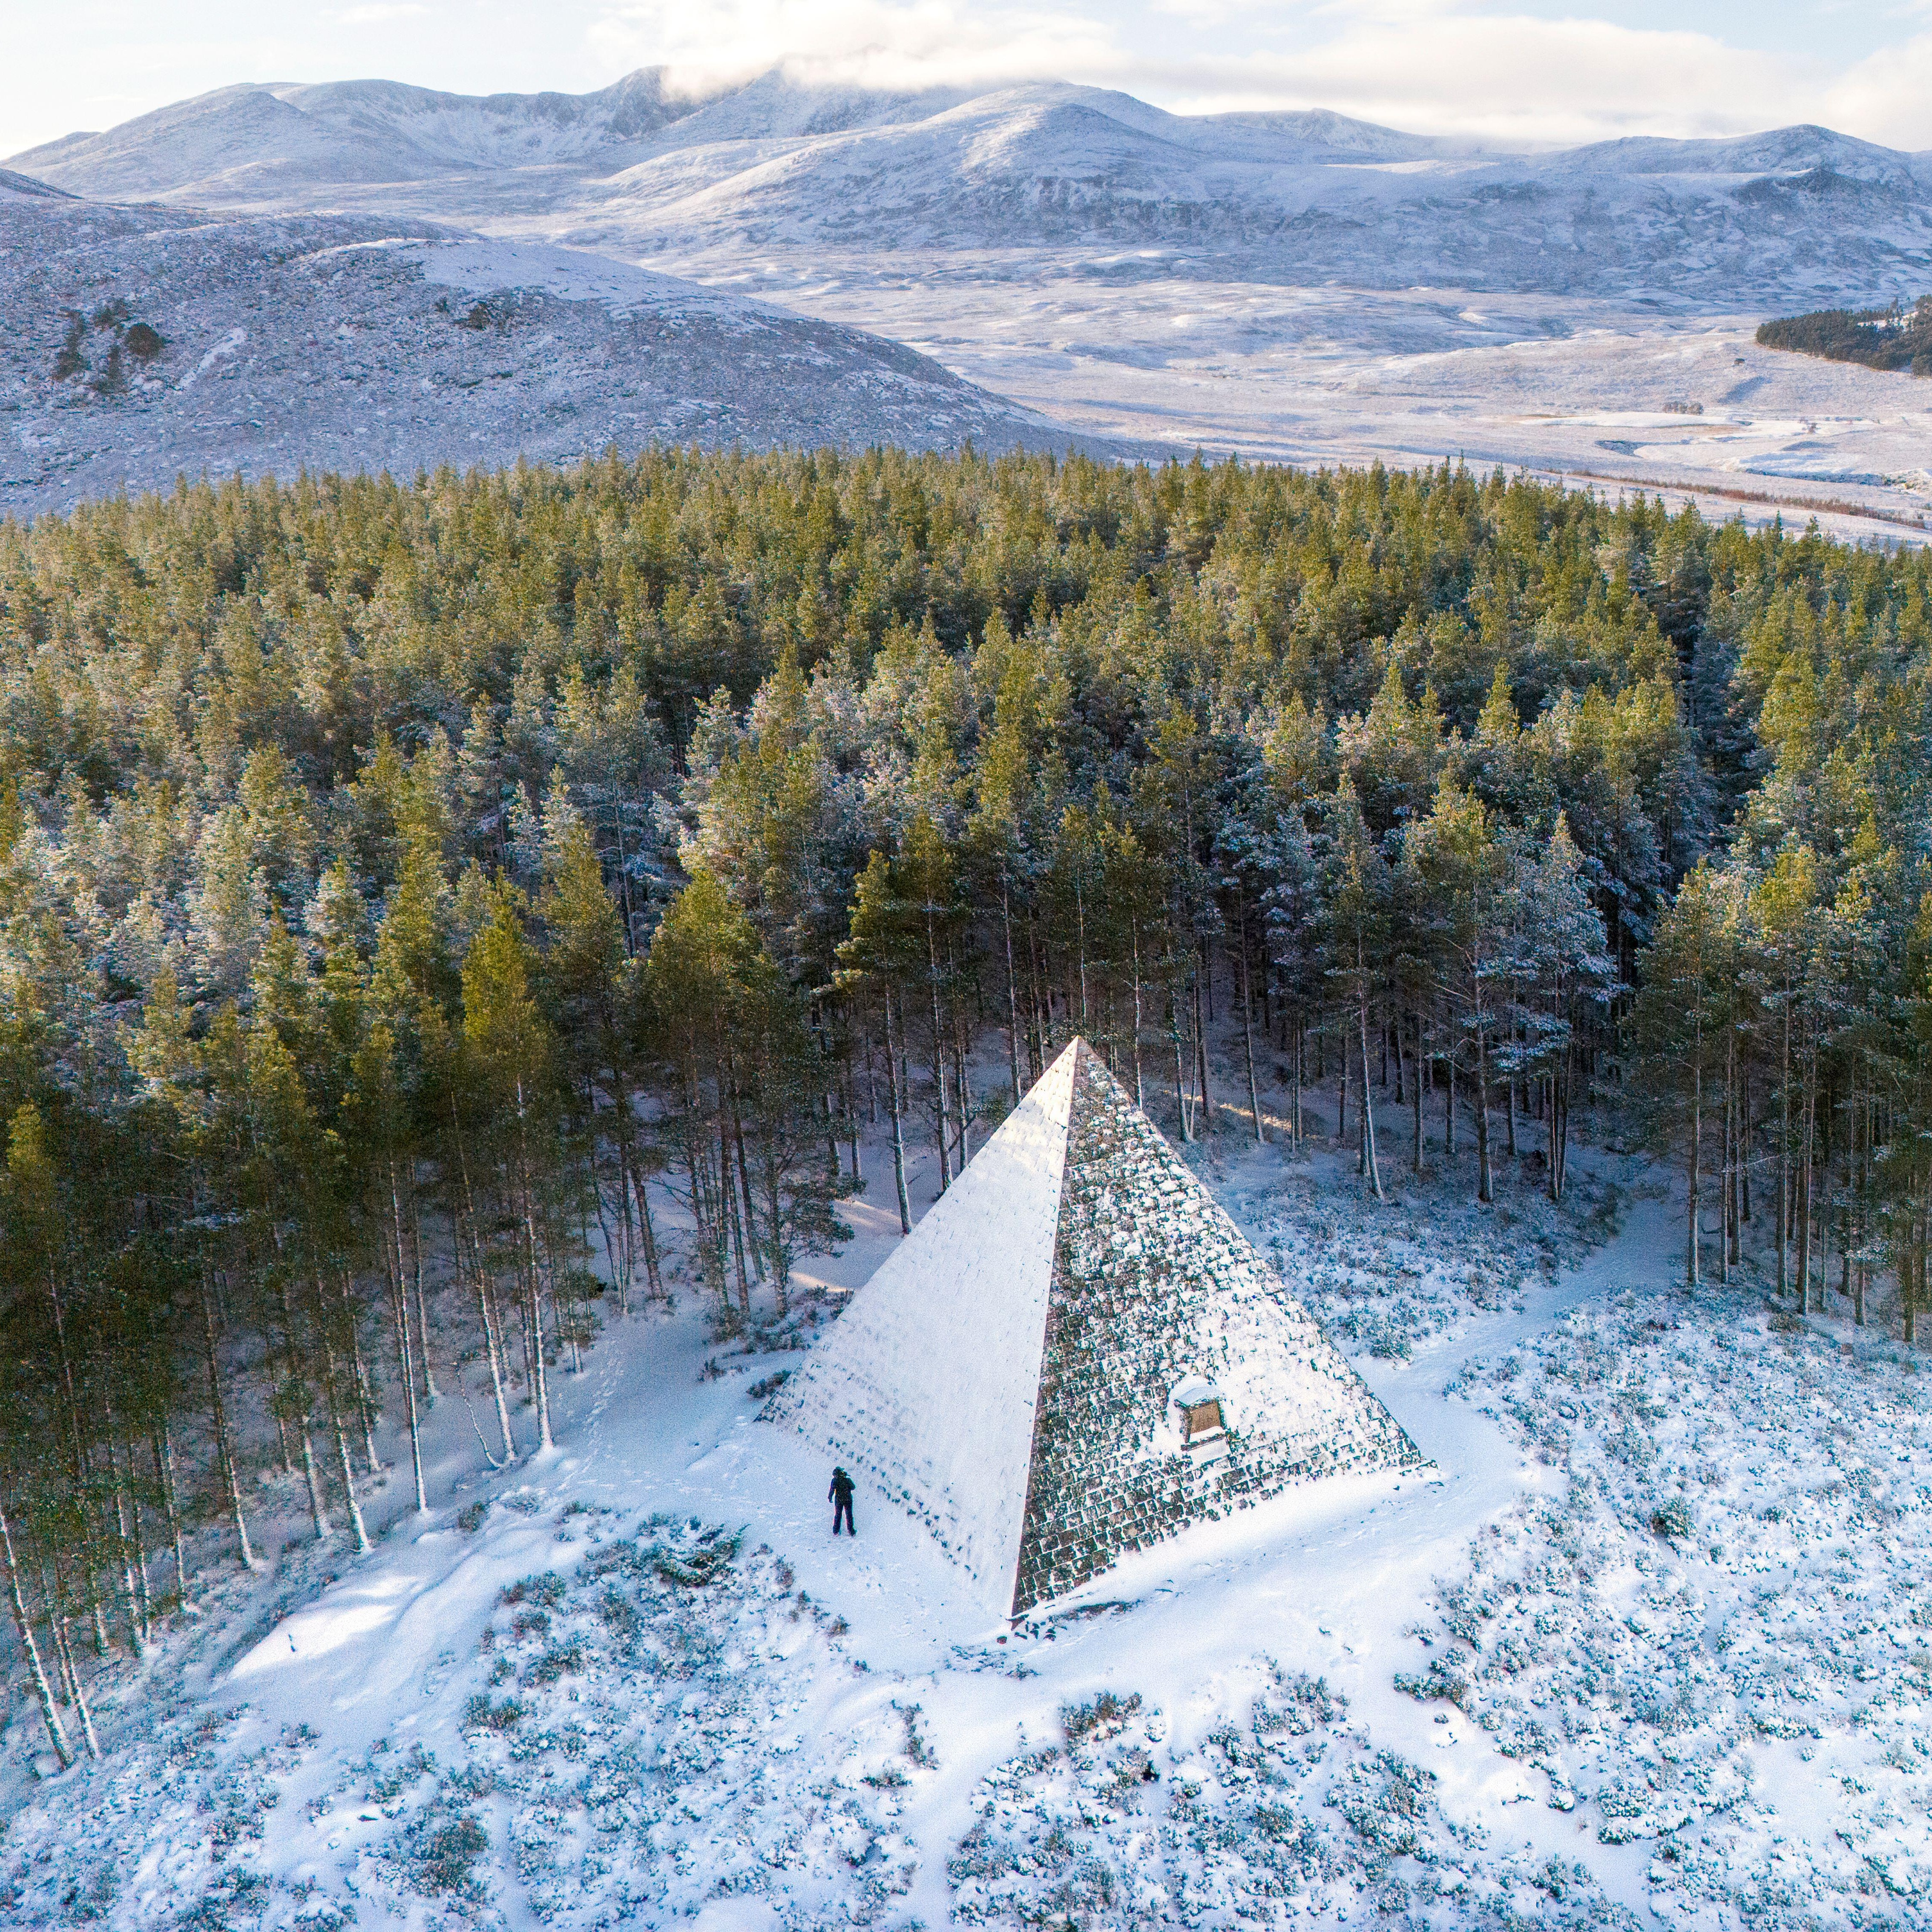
{"left": 768, "top": 1038, "right": 1424, "bottom": 1616}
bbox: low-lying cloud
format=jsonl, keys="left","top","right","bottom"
{"left": 5, "top": 0, "right": 1931, "bottom": 161}
{"left": 588, "top": 0, "right": 1932, "bottom": 149}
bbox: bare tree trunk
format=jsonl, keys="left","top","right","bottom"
{"left": 1853, "top": 1093, "right": 1868, "bottom": 1328}
{"left": 610, "top": 1137, "right": 638, "bottom": 1313}
{"left": 1688, "top": 1042, "right": 1703, "bottom": 1288}
{"left": 709, "top": 1112, "right": 741, "bottom": 1313}
{"left": 1474, "top": 1018, "right": 1494, "bottom": 1205}
{"left": 1719, "top": 1035, "right": 1733, "bottom": 1287}
{"left": 1294, "top": 1015, "right": 1304, "bottom": 1144}
{"left": 1172, "top": 999, "right": 1193, "bottom": 1142}
{"left": 1193, "top": 958, "right": 1215, "bottom": 1133}
{"left": 270, "top": 1260, "right": 333, "bottom": 1546}
{"left": 406, "top": 1183, "right": 439, "bottom": 1402}
{"left": 1797, "top": 1061, "right": 1815, "bottom": 1311}
{"left": 124, "top": 1439, "right": 152, "bottom": 1638}
{"left": 0, "top": 1501, "right": 72, "bottom": 1767}
{"left": 153, "top": 1424, "right": 190, "bottom": 1611}
{"left": 1075, "top": 876, "right": 1090, "bottom": 1026}
{"left": 1551, "top": 1038, "right": 1570, "bottom": 1203}
{"left": 1777, "top": 995, "right": 1791, "bottom": 1300}
{"left": 845, "top": 1057, "right": 862, "bottom": 1184}
{"left": 762, "top": 1143, "right": 790, "bottom": 1318}
{"left": 688, "top": 1132, "right": 725, "bottom": 1305}
{"left": 321, "top": 1339, "right": 372, "bottom": 1552}
{"left": 477, "top": 1214, "right": 525, "bottom": 1442}
{"left": 105, "top": 1423, "right": 148, "bottom": 1656}
{"left": 201, "top": 1274, "right": 257, "bottom": 1570}
{"left": 1412, "top": 1013, "right": 1425, "bottom": 1173}
{"left": 55, "top": 1613, "right": 99, "bottom": 1758}
{"left": 380, "top": 1243, "right": 426, "bottom": 1511}
{"left": 1359, "top": 974, "right": 1384, "bottom": 1202}
{"left": 927, "top": 925, "right": 953, "bottom": 1191}
{"left": 478, "top": 1264, "right": 520, "bottom": 1464}
{"left": 1026, "top": 923, "right": 1047, "bottom": 1083}
{"left": 1130, "top": 923, "right": 1146, "bottom": 1110}
{"left": 299, "top": 1418, "right": 331, "bottom": 1543}
{"left": 1908, "top": 1194, "right": 1926, "bottom": 1347}
{"left": 526, "top": 1210, "right": 558, "bottom": 1445}
{"left": 952, "top": 993, "right": 975, "bottom": 1168}
{"left": 722, "top": 1061, "right": 765, "bottom": 1287}
{"left": 453, "top": 1093, "right": 521, "bottom": 1457}
{"left": 1001, "top": 877, "right": 1024, "bottom": 1101}
{"left": 883, "top": 988, "right": 913, "bottom": 1234}
{"left": 627, "top": 1156, "right": 665, "bottom": 1300}
{"left": 45, "top": 1563, "right": 78, "bottom": 1710}
{"left": 334, "top": 1276, "right": 381, "bottom": 1474}
{"left": 511, "top": 1112, "right": 558, "bottom": 1451}
{"left": 1239, "top": 910, "right": 1264, "bottom": 1146}
{"left": 1739, "top": 1067, "right": 1751, "bottom": 1225}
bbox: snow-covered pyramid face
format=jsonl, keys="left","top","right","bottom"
{"left": 769, "top": 1038, "right": 1424, "bottom": 1616}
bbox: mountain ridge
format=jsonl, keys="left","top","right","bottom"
{"left": 14, "top": 72, "right": 1931, "bottom": 309}
{"left": 15, "top": 70, "right": 1927, "bottom": 197}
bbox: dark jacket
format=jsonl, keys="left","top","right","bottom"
{"left": 828, "top": 1469, "right": 855, "bottom": 1503}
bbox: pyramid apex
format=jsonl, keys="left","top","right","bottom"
{"left": 1044, "top": 1035, "right": 1094, "bottom": 1075}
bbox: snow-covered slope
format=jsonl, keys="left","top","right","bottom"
{"left": 14, "top": 75, "right": 1932, "bottom": 308}
{"left": 569, "top": 87, "right": 1932, "bottom": 307}
{"left": 4, "top": 1037, "right": 1925, "bottom": 1930}
{"left": 0, "top": 195, "right": 1078, "bottom": 521}
{"left": 5, "top": 69, "right": 972, "bottom": 205}
{"left": 0, "top": 165, "right": 69, "bottom": 200}
{"left": 8, "top": 72, "right": 697, "bottom": 203}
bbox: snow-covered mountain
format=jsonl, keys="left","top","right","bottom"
{"left": 7, "top": 73, "right": 690, "bottom": 203}
{"left": 14, "top": 75, "right": 1932, "bottom": 307}
{"left": 567, "top": 92, "right": 1932, "bottom": 309}
{"left": 0, "top": 191, "right": 1076, "bottom": 521}
{"left": 6, "top": 71, "right": 972, "bottom": 207}
{"left": 10, "top": 72, "right": 1932, "bottom": 534}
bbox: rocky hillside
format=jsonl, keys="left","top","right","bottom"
{"left": 0, "top": 194, "right": 1075, "bottom": 521}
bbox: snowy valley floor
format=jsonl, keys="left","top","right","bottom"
{"left": 3, "top": 1081, "right": 1929, "bottom": 1931}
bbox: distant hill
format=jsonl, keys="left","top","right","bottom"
{"left": 3, "top": 71, "right": 972, "bottom": 204}
{"left": 0, "top": 192, "right": 1081, "bottom": 521}
{"left": 13, "top": 74, "right": 1932, "bottom": 308}
{"left": 0, "top": 164, "right": 71, "bottom": 198}
{"left": 1757, "top": 298, "right": 1932, "bottom": 374}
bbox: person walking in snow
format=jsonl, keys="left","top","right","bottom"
{"left": 829, "top": 1466, "right": 856, "bottom": 1538}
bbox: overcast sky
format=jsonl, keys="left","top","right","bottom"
{"left": 5, "top": 0, "right": 1931, "bottom": 159}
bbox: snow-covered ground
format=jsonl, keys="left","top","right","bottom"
{"left": 5, "top": 1049, "right": 1924, "bottom": 1930}
{"left": 653, "top": 264, "right": 1932, "bottom": 545}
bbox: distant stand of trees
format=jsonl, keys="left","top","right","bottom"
{"left": 0, "top": 447, "right": 1926, "bottom": 1770}
{"left": 1757, "top": 297, "right": 1932, "bottom": 374}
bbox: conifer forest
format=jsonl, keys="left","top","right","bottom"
{"left": 0, "top": 447, "right": 1926, "bottom": 1770}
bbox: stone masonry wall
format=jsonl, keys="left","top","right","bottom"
{"left": 1010, "top": 1046, "right": 1423, "bottom": 1615}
